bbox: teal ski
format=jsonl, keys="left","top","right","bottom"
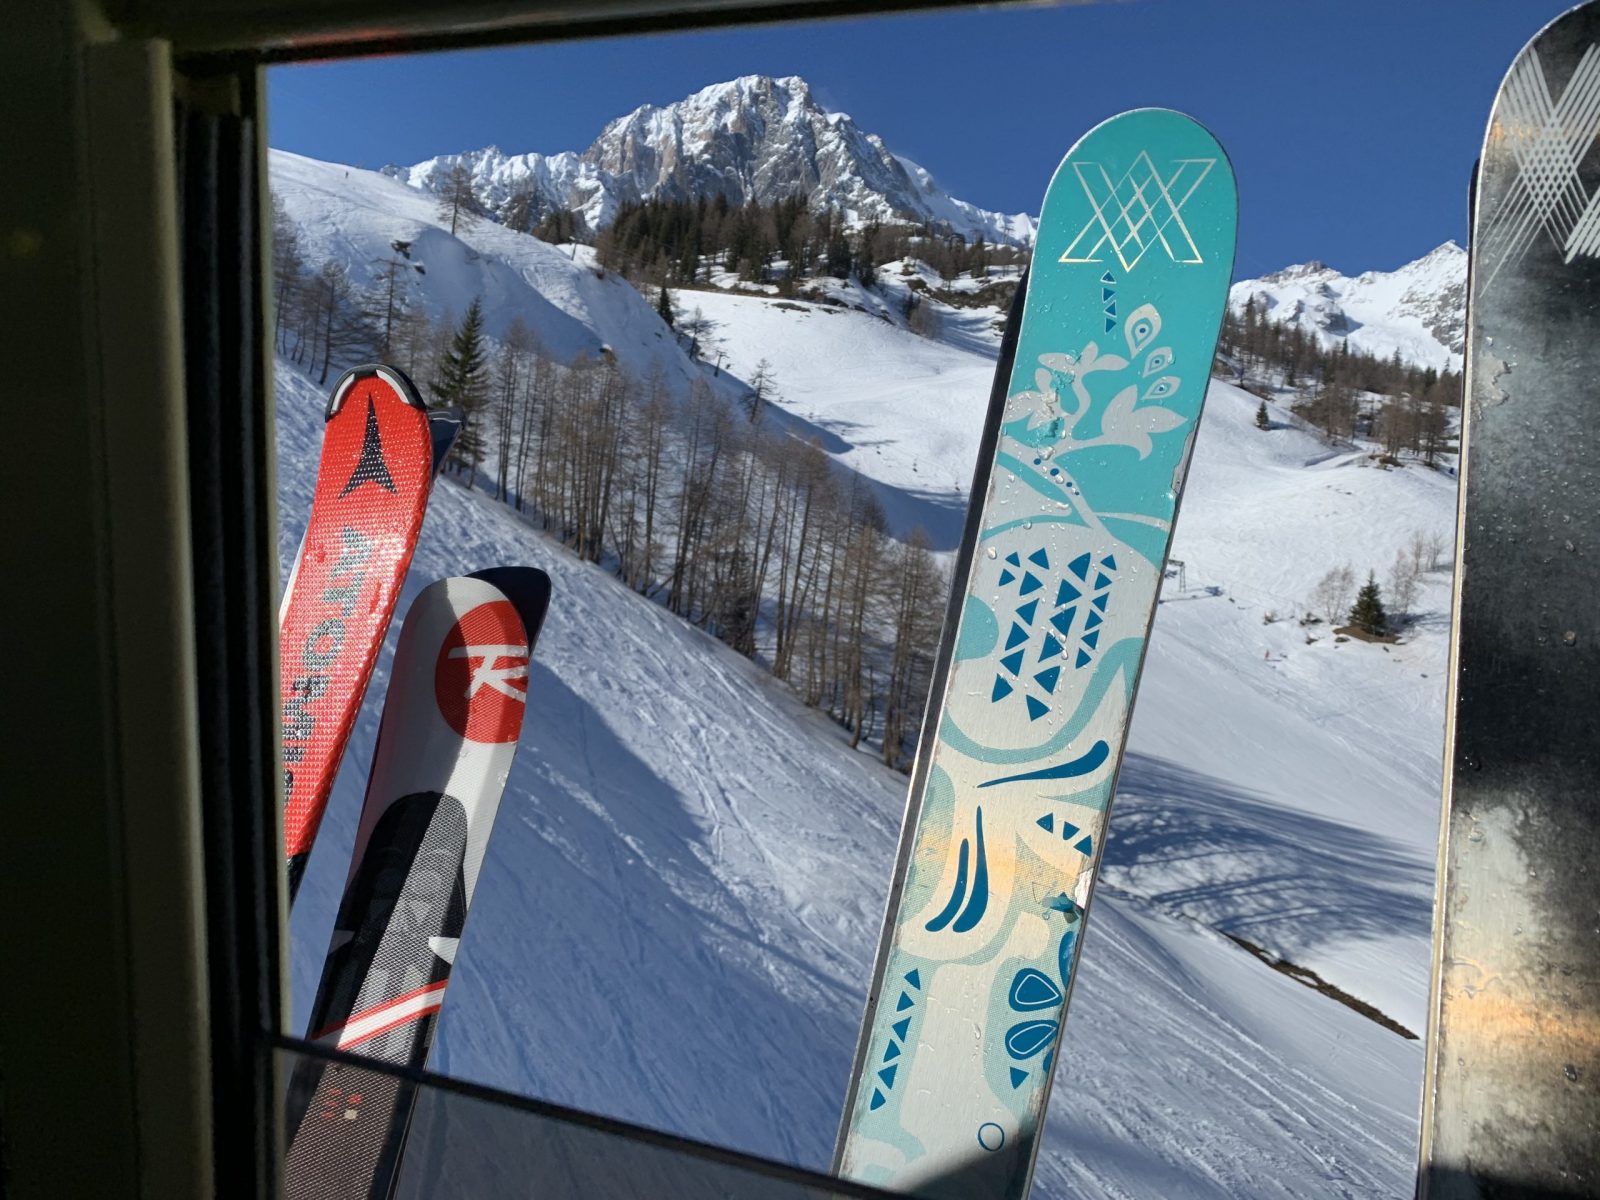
{"left": 834, "top": 109, "right": 1236, "bottom": 1199}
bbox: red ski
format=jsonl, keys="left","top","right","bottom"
{"left": 279, "top": 364, "right": 442, "bottom": 901}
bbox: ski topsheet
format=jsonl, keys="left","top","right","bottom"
{"left": 279, "top": 364, "right": 442, "bottom": 901}
{"left": 835, "top": 109, "right": 1236, "bottom": 1199}
{"left": 1419, "top": 4, "right": 1600, "bottom": 1193}
{"left": 284, "top": 568, "right": 552, "bottom": 1200}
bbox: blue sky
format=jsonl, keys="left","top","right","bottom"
{"left": 269, "top": 0, "right": 1572, "bottom": 277}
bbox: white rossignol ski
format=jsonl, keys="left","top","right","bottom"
{"left": 284, "top": 568, "right": 552, "bottom": 1200}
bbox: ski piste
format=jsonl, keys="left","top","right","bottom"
{"left": 278, "top": 363, "right": 457, "bottom": 902}
{"left": 1419, "top": 3, "right": 1600, "bottom": 1194}
{"left": 834, "top": 109, "right": 1236, "bottom": 1199}
{"left": 284, "top": 568, "right": 552, "bottom": 1200}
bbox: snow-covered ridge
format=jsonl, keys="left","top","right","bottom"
{"left": 1230, "top": 241, "right": 1467, "bottom": 372}
{"left": 384, "top": 74, "right": 1037, "bottom": 245}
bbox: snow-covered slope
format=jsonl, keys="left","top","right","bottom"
{"left": 681, "top": 284, "right": 999, "bottom": 549}
{"left": 270, "top": 149, "right": 985, "bottom": 536}
{"left": 386, "top": 75, "right": 1036, "bottom": 245}
{"left": 271, "top": 143, "right": 1456, "bottom": 1195}
{"left": 277, "top": 359, "right": 1427, "bottom": 1199}
{"left": 1230, "top": 242, "right": 1467, "bottom": 372}
{"left": 272, "top": 149, "right": 703, "bottom": 387}
{"left": 662, "top": 280, "right": 1455, "bottom": 1032}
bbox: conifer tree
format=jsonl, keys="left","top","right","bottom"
{"left": 435, "top": 162, "right": 481, "bottom": 237}
{"left": 503, "top": 181, "right": 536, "bottom": 234}
{"left": 656, "top": 283, "right": 675, "bottom": 327}
{"left": 1349, "top": 571, "right": 1388, "bottom": 635}
{"left": 430, "top": 297, "right": 490, "bottom": 484}
{"left": 1255, "top": 400, "right": 1270, "bottom": 431}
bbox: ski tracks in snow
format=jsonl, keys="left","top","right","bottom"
{"left": 276, "top": 344, "right": 1430, "bottom": 1196}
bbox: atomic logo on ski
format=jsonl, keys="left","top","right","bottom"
{"left": 435, "top": 599, "right": 530, "bottom": 742}
{"left": 340, "top": 396, "right": 399, "bottom": 496}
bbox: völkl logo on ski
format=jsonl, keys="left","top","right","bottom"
{"left": 835, "top": 109, "right": 1236, "bottom": 1200}
{"left": 1060, "top": 150, "right": 1217, "bottom": 268}
{"left": 1479, "top": 41, "right": 1600, "bottom": 290}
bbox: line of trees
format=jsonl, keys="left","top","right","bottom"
{"left": 471, "top": 324, "right": 948, "bottom": 767}
{"left": 593, "top": 194, "right": 1025, "bottom": 291}
{"left": 271, "top": 217, "right": 950, "bottom": 768}
{"left": 1307, "top": 529, "right": 1449, "bottom": 635}
{"left": 273, "top": 194, "right": 502, "bottom": 482}
{"left": 1221, "top": 297, "right": 1461, "bottom": 463}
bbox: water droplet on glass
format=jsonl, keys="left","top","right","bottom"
{"left": 1564, "top": 630, "right": 1578, "bottom": 646}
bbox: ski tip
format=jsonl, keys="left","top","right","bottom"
{"left": 427, "top": 407, "right": 464, "bottom": 475}
{"left": 327, "top": 363, "right": 427, "bottom": 420}
{"left": 468, "top": 567, "right": 554, "bottom": 647}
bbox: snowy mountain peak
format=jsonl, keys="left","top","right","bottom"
{"left": 1232, "top": 242, "right": 1467, "bottom": 372}
{"left": 1404, "top": 239, "right": 1465, "bottom": 267}
{"left": 392, "top": 75, "right": 1036, "bottom": 246}
{"left": 1256, "top": 260, "right": 1334, "bottom": 284}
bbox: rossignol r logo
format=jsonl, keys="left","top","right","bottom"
{"left": 435, "top": 600, "right": 529, "bottom": 743}
{"left": 452, "top": 644, "right": 529, "bottom": 700}
{"left": 282, "top": 526, "right": 375, "bottom": 801}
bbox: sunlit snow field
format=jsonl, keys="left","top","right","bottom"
{"left": 276, "top": 150, "right": 1451, "bottom": 1198}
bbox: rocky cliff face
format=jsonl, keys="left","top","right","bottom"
{"left": 386, "top": 75, "right": 1036, "bottom": 245}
